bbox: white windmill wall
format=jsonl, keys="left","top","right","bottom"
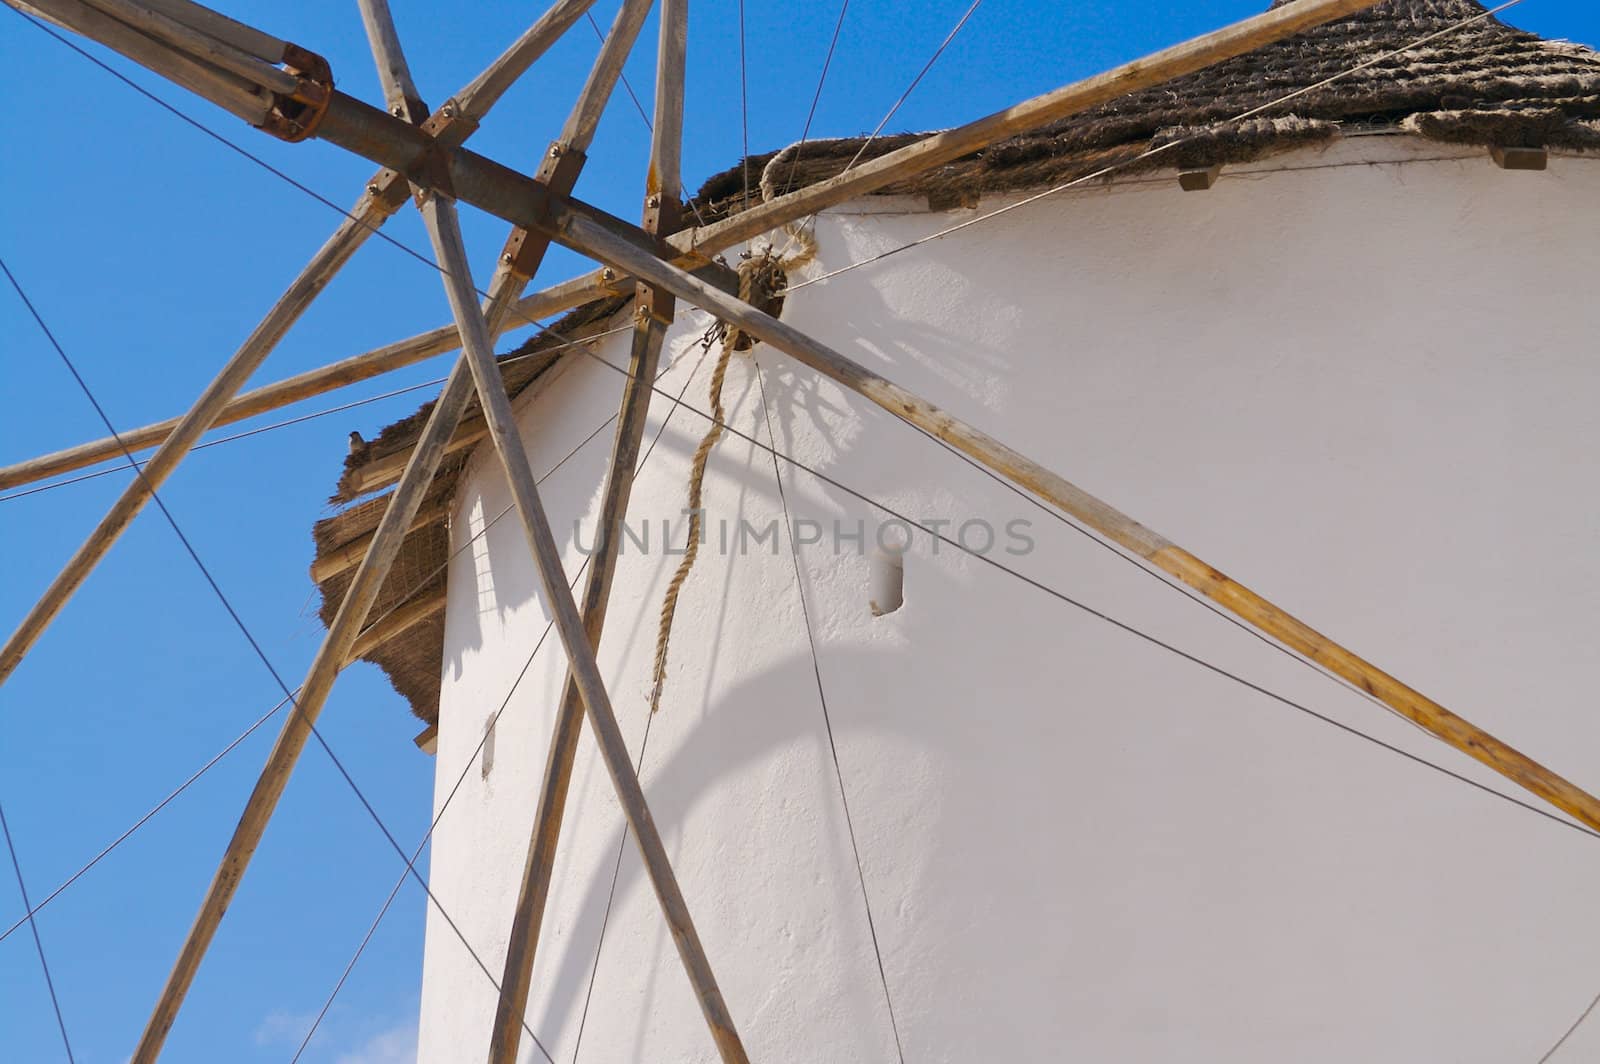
{"left": 416, "top": 135, "right": 1600, "bottom": 1064}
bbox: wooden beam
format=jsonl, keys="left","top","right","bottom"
{"left": 453, "top": 0, "right": 599, "bottom": 121}
{"left": 0, "top": 0, "right": 592, "bottom": 685}
{"left": 343, "top": 419, "right": 488, "bottom": 499}
{"left": 0, "top": 198, "right": 389, "bottom": 688}
{"left": 42, "top": 0, "right": 1361, "bottom": 455}
{"left": 117, "top": 0, "right": 287, "bottom": 63}
{"left": 344, "top": 588, "right": 445, "bottom": 663}
{"left": 1178, "top": 164, "right": 1223, "bottom": 190}
{"left": 20, "top": 0, "right": 273, "bottom": 124}
{"left": 337, "top": 0, "right": 1391, "bottom": 351}
{"left": 75, "top": 0, "right": 300, "bottom": 94}
{"left": 1490, "top": 145, "right": 1547, "bottom": 171}
{"left": 355, "top": 0, "right": 426, "bottom": 122}
{"left": 310, "top": 499, "right": 451, "bottom": 584}
{"left": 69, "top": 3, "right": 1390, "bottom": 323}
{"left": 126, "top": 4, "right": 603, "bottom": 1054}
{"left": 553, "top": 207, "right": 1600, "bottom": 837}
{"left": 421, "top": 186, "right": 749, "bottom": 1064}
{"left": 132, "top": 343, "right": 485, "bottom": 1064}
{"left": 487, "top": 2, "right": 685, "bottom": 1059}
{"left": 0, "top": 272, "right": 626, "bottom": 494}
{"left": 668, "top": 0, "right": 1385, "bottom": 253}
{"left": 379, "top": 0, "right": 745, "bottom": 1043}
{"left": 359, "top": 0, "right": 743, "bottom": 1056}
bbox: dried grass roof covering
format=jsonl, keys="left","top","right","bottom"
{"left": 312, "top": 0, "right": 1599, "bottom": 727}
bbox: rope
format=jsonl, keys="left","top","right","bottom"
{"left": 646, "top": 241, "right": 807, "bottom": 712}
{"left": 647, "top": 328, "right": 737, "bottom": 711}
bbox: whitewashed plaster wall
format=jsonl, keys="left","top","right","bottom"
{"left": 416, "top": 136, "right": 1600, "bottom": 1063}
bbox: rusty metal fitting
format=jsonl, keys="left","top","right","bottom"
{"left": 420, "top": 105, "right": 480, "bottom": 150}
{"left": 259, "top": 42, "right": 334, "bottom": 143}
{"left": 362, "top": 169, "right": 411, "bottom": 218}
{"left": 494, "top": 144, "right": 587, "bottom": 274}
{"left": 635, "top": 282, "right": 676, "bottom": 327}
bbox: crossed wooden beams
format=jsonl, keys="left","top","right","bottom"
{"left": 7, "top": 0, "right": 1599, "bottom": 1061}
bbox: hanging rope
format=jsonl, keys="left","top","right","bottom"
{"left": 647, "top": 233, "right": 812, "bottom": 712}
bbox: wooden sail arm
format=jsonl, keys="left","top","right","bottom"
{"left": 551, "top": 207, "right": 1600, "bottom": 838}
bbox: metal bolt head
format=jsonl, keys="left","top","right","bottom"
{"left": 601, "top": 267, "right": 617, "bottom": 282}
{"left": 647, "top": 195, "right": 661, "bottom": 208}
{"left": 549, "top": 143, "right": 564, "bottom": 157}
{"left": 502, "top": 253, "right": 514, "bottom": 264}
{"left": 366, "top": 183, "right": 381, "bottom": 196}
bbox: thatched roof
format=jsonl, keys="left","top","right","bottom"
{"left": 312, "top": 0, "right": 1600, "bottom": 729}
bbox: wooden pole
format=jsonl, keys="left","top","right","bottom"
{"left": 0, "top": 273, "right": 626, "bottom": 494}
{"left": 419, "top": 188, "right": 750, "bottom": 1064}
{"left": 458, "top": 0, "right": 1394, "bottom": 314}
{"left": 479, "top": 0, "right": 655, "bottom": 330}
{"left": 0, "top": 0, "right": 595, "bottom": 685}
{"left": 37, "top": 0, "right": 1393, "bottom": 308}
{"left": 355, "top": 0, "right": 745, "bottom": 1056}
{"left": 74, "top": 0, "right": 301, "bottom": 94}
{"left": 21, "top": 0, "right": 1396, "bottom": 502}
{"left": 114, "top": 0, "right": 288, "bottom": 63}
{"left": 127, "top": 5, "right": 606, "bottom": 1054}
{"left": 131, "top": 358, "right": 484, "bottom": 1064}
{"left": 552, "top": 208, "right": 1600, "bottom": 837}
{"left": 18, "top": 0, "right": 273, "bottom": 124}
{"left": 0, "top": 204, "right": 384, "bottom": 687}
{"left": 487, "top": 1, "right": 685, "bottom": 1058}
{"left": 670, "top": 0, "right": 1385, "bottom": 254}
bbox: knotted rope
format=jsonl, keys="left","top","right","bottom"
{"left": 647, "top": 228, "right": 815, "bottom": 712}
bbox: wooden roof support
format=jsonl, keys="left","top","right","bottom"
{"left": 310, "top": 498, "right": 451, "bottom": 583}
{"left": 343, "top": 588, "right": 444, "bottom": 664}
{"left": 0, "top": 0, "right": 597, "bottom": 687}
{"left": 1490, "top": 145, "right": 1548, "bottom": 170}
{"left": 1178, "top": 164, "right": 1223, "bottom": 190}
{"left": 553, "top": 207, "right": 1600, "bottom": 838}
{"left": 486, "top": 2, "right": 689, "bottom": 1060}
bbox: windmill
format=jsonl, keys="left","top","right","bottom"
{"left": 3, "top": 0, "right": 1600, "bottom": 1060}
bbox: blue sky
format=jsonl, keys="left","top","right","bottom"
{"left": 2, "top": 1, "right": 1595, "bottom": 1061}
